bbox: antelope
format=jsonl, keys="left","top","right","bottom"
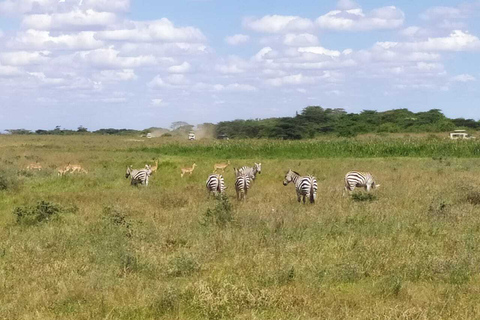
{"left": 150, "top": 160, "right": 158, "bottom": 174}
{"left": 65, "top": 164, "right": 88, "bottom": 174}
{"left": 181, "top": 163, "right": 197, "bottom": 178}
{"left": 213, "top": 160, "right": 230, "bottom": 173}
{"left": 26, "top": 163, "right": 42, "bottom": 170}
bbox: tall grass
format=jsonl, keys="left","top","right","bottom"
{"left": 2, "top": 135, "right": 480, "bottom": 319}
{"left": 136, "top": 137, "right": 480, "bottom": 159}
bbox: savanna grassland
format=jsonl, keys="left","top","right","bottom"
{"left": 2, "top": 135, "right": 480, "bottom": 319}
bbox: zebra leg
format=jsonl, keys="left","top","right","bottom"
{"left": 303, "top": 195, "right": 306, "bottom": 204}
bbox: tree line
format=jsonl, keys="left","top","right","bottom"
{"left": 4, "top": 107, "right": 480, "bottom": 139}
{"left": 216, "top": 107, "right": 479, "bottom": 139}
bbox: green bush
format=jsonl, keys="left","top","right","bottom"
{"left": 166, "top": 252, "right": 200, "bottom": 277}
{"left": 14, "top": 200, "right": 74, "bottom": 225}
{"left": 351, "top": 193, "right": 377, "bottom": 202}
{"left": 0, "top": 169, "right": 21, "bottom": 191}
{"left": 201, "top": 195, "right": 234, "bottom": 227}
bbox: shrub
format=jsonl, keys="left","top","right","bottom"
{"left": 166, "top": 252, "right": 200, "bottom": 277}
{"left": 351, "top": 193, "right": 377, "bottom": 202}
{"left": 0, "top": 169, "right": 21, "bottom": 191}
{"left": 14, "top": 200, "right": 73, "bottom": 225}
{"left": 103, "top": 205, "right": 132, "bottom": 237}
{"left": 466, "top": 191, "right": 480, "bottom": 206}
{"left": 201, "top": 195, "right": 234, "bottom": 227}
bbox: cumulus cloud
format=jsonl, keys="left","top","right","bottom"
{"left": 168, "top": 62, "right": 191, "bottom": 73}
{"left": 95, "top": 69, "right": 137, "bottom": 82}
{"left": 243, "top": 15, "right": 314, "bottom": 33}
{"left": 81, "top": 47, "right": 156, "bottom": 68}
{"left": 213, "top": 83, "right": 257, "bottom": 92}
{"left": 266, "top": 74, "right": 315, "bottom": 86}
{"left": 22, "top": 9, "right": 118, "bottom": 30}
{"left": 317, "top": 6, "right": 404, "bottom": 31}
{"left": 225, "top": 34, "right": 250, "bottom": 45}
{"left": 0, "top": 0, "right": 129, "bottom": 14}
{"left": 283, "top": 33, "right": 319, "bottom": 46}
{"left": 451, "top": 74, "right": 476, "bottom": 82}
{"left": 376, "top": 30, "right": 480, "bottom": 52}
{"left": 0, "top": 51, "right": 50, "bottom": 65}
{"left": 11, "top": 29, "right": 104, "bottom": 50}
{"left": 96, "top": 18, "right": 206, "bottom": 43}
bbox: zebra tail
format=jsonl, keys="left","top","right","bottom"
{"left": 309, "top": 179, "right": 315, "bottom": 204}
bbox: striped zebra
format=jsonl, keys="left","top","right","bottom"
{"left": 234, "top": 172, "right": 251, "bottom": 201}
{"left": 237, "top": 163, "right": 262, "bottom": 180}
{"left": 343, "top": 171, "right": 380, "bottom": 195}
{"left": 206, "top": 174, "right": 226, "bottom": 196}
{"left": 283, "top": 169, "right": 317, "bottom": 204}
{"left": 126, "top": 165, "right": 152, "bottom": 186}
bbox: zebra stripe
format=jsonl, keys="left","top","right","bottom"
{"left": 126, "top": 165, "right": 152, "bottom": 186}
{"left": 235, "top": 173, "right": 251, "bottom": 200}
{"left": 237, "top": 163, "right": 262, "bottom": 180}
{"left": 206, "top": 174, "right": 226, "bottom": 195}
{"left": 344, "top": 171, "right": 379, "bottom": 194}
{"left": 283, "top": 169, "right": 317, "bottom": 204}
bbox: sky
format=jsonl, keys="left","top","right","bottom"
{"left": 0, "top": 0, "right": 479, "bottom": 131}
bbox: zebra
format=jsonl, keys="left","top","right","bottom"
{"left": 283, "top": 169, "right": 317, "bottom": 204}
{"left": 237, "top": 163, "right": 262, "bottom": 180}
{"left": 343, "top": 171, "right": 380, "bottom": 195}
{"left": 126, "top": 165, "right": 152, "bottom": 186}
{"left": 206, "top": 174, "right": 226, "bottom": 196}
{"left": 234, "top": 171, "right": 251, "bottom": 201}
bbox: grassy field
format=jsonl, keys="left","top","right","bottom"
{"left": 2, "top": 135, "right": 480, "bottom": 319}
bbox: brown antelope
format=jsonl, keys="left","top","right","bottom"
{"left": 150, "top": 160, "right": 158, "bottom": 173}
{"left": 26, "top": 163, "right": 42, "bottom": 170}
{"left": 213, "top": 160, "right": 230, "bottom": 173}
{"left": 57, "top": 167, "right": 69, "bottom": 176}
{"left": 181, "top": 163, "right": 197, "bottom": 178}
{"left": 66, "top": 164, "right": 88, "bottom": 174}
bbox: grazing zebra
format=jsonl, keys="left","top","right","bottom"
{"left": 237, "top": 163, "right": 262, "bottom": 180}
{"left": 283, "top": 169, "right": 317, "bottom": 204}
{"left": 206, "top": 174, "right": 226, "bottom": 196}
{"left": 343, "top": 171, "right": 380, "bottom": 195}
{"left": 126, "top": 165, "right": 152, "bottom": 186}
{"left": 234, "top": 171, "right": 251, "bottom": 201}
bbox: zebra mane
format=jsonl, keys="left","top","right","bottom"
{"left": 292, "top": 170, "right": 301, "bottom": 176}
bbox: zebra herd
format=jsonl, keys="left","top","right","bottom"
{"left": 206, "top": 163, "right": 261, "bottom": 200}
{"left": 126, "top": 162, "right": 380, "bottom": 203}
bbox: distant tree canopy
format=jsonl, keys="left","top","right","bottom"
{"left": 3, "top": 107, "right": 478, "bottom": 139}
{"left": 216, "top": 107, "right": 464, "bottom": 139}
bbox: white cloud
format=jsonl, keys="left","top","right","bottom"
{"left": 266, "top": 74, "right": 315, "bottom": 86}
{"left": 0, "top": 51, "right": 50, "bottom": 65}
{"left": 213, "top": 83, "right": 257, "bottom": 92}
{"left": 451, "top": 74, "right": 476, "bottom": 82}
{"left": 283, "top": 33, "right": 319, "bottom": 46}
{"left": 168, "top": 62, "right": 191, "bottom": 73}
{"left": 96, "top": 18, "right": 206, "bottom": 43}
{"left": 0, "top": 64, "right": 22, "bottom": 77}
{"left": 151, "top": 98, "right": 164, "bottom": 106}
{"left": 95, "top": 69, "right": 137, "bottom": 82}
{"left": 225, "top": 34, "right": 250, "bottom": 45}
{"left": 337, "top": 0, "right": 359, "bottom": 10}
{"left": 420, "top": 6, "right": 465, "bottom": 21}
{"left": 317, "top": 6, "right": 404, "bottom": 31}
{"left": 215, "top": 64, "right": 245, "bottom": 74}
{"left": 22, "top": 9, "right": 117, "bottom": 30}
{"left": 297, "top": 46, "right": 341, "bottom": 57}
{"left": 377, "top": 30, "right": 480, "bottom": 52}
{"left": 81, "top": 47, "right": 156, "bottom": 68}
{"left": 243, "top": 15, "right": 314, "bottom": 33}
{"left": 0, "top": 0, "right": 129, "bottom": 14}
{"left": 11, "top": 29, "right": 104, "bottom": 50}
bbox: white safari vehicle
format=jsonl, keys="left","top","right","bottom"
{"left": 188, "top": 132, "right": 196, "bottom": 141}
{"left": 450, "top": 130, "right": 475, "bottom": 140}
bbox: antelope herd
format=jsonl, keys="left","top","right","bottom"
{"left": 24, "top": 159, "right": 379, "bottom": 203}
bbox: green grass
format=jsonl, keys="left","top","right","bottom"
{"left": 1, "top": 135, "right": 480, "bottom": 319}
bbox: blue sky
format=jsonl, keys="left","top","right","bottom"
{"left": 0, "top": 0, "right": 479, "bottom": 130}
